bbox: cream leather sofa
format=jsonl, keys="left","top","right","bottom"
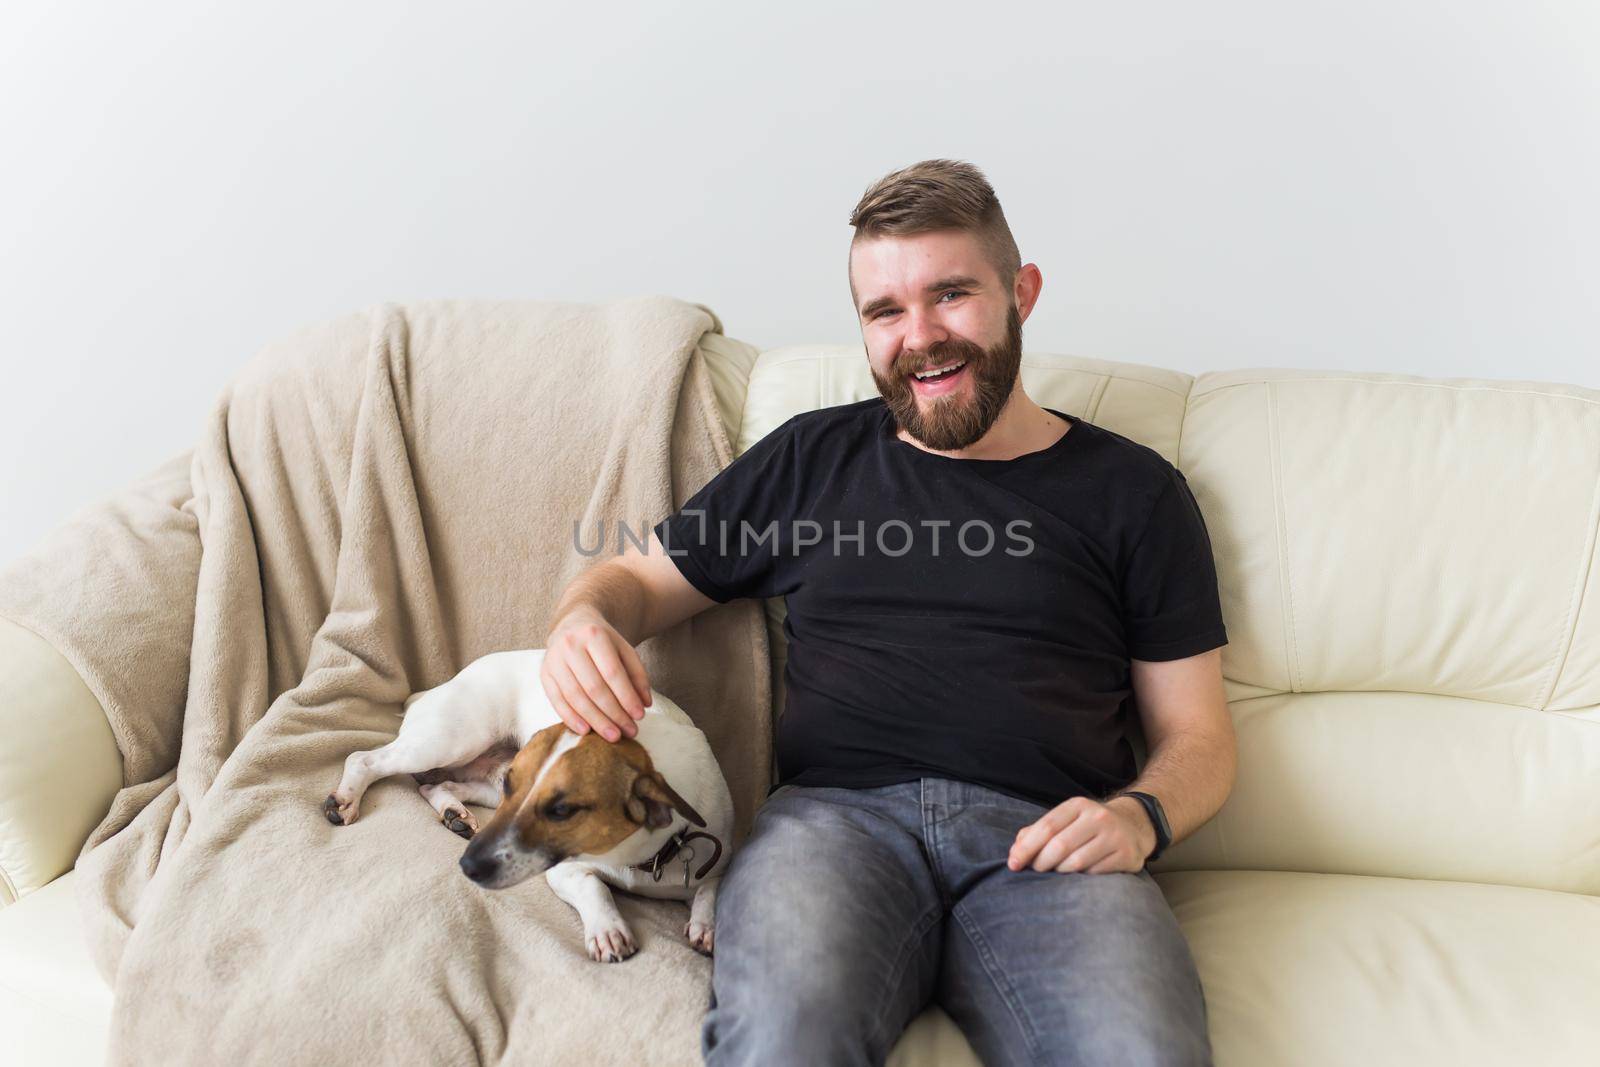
{"left": 4, "top": 327, "right": 1599, "bottom": 1067}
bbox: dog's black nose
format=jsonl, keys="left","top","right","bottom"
{"left": 459, "top": 850, "right": 500, "bottom": 883}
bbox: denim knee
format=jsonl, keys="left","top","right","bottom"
{"left": 703, "top": 978, "right": 900, "bottom": 1067}
{"left": 701, "top": 784, "right": 941, "bottom": 1067}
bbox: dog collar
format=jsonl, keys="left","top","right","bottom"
{"left": 631, "top": 825, "right": 723, "bottom": 882}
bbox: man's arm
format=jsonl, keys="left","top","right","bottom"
{"left": 1009, "top": 646, "right": 1235, "bottom": 874}
{"left": 550, "top": 530, "right": 719, "bottom": 646}
{"left": 541, "top": 531, "right": 720, "bottom": 741}
{"left": 1104, "top": 647, "right": 1236, "bottom": 857}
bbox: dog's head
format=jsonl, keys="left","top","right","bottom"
{"left": 458, "top": 722, "right": 706, "bottom": 890}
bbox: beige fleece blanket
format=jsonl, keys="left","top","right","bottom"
{"left": 0, "top": 297, "right": 773, "bottom": 1064}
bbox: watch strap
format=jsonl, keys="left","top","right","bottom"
{"left": 1115, "top": 790, "right": 1170, "bottom": 864}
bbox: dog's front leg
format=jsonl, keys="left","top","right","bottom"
{"left": 685, "top": 873, "right": 719, "bottom": 956}
{"left": 418, "top": 778, "right": 501, "bottom": 839}
{"left": 545, "top": 862, "right": 637, "bottom": 963}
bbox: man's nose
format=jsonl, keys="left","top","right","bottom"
{"left": 901, "top": 306, "right": 948, "bottom": 358}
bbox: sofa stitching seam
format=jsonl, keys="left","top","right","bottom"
{"left": 1193, "top": 377, "right": 1600, "bottom": 406}
{"left": 1536, "top": 446, "right": 1600, "bottom": 709}
{"left": 1267, "top": 383, "right": 1302, "bottom": 692}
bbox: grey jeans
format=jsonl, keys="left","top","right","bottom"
{"left": 701, "top": 776, "right": 1212, "bottom": 1067}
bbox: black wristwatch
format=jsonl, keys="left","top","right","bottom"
{"left": 1115, "top": 790, "right": 1171, "bottom": 865}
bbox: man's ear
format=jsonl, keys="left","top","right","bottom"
{"left": 627, "top": 771, "right": 707, "bottom": 830}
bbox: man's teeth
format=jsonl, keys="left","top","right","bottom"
{"left": 913, "top": 360, "right": 967, "bottom": 381}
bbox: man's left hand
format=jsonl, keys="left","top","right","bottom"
{"left": 1008, "top": 795, "right": 1154, "bottom": 875}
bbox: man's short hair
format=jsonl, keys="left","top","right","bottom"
{"left": 847, "top": 158, "right": 1023, "bottom": 307}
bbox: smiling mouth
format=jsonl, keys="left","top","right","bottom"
{"left": 910, "top": 359, "right": 968, "bottom": 382}
{"left": 907, "top": 359, "right": 971, "bottom": 395}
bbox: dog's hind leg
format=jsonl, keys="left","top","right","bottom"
{"left": 323, "top": 695, "right": 504, "bottom": 827}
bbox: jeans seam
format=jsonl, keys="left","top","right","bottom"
{"left": 919, "top": 779, "right": 953, "bottom": 912}
{"left": 951, "top": 900, "right": 1046, "bottom": 1064}
{"left": 865, "top": 902, "right": 944, "bottom": 1058}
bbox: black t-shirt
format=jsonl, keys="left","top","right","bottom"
{"left": 652, "top": 397, "right": 1228, "bottom": 809}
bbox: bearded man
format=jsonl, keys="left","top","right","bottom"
{"left": 543, "top": 158, "right": 1232, "bottom": 1066}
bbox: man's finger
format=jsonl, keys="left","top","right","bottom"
{"left": 587, "top": 637, "right": 646, "bottom": 720}
{"left": 1055, "top": 835, "right": 1118, "bottom": 874}
{"left": 541, "top": 664, "right": 589, "bottom": 733}
{"left": 619, "top": 642, "right": 653, "bottom": 712}
{"left": 1083, "top": 849, "right": 1135, "bottom": 875}
{"left": 1010, "top": 803, "right": 1087, "bottom": 868}
{"left": 1031, "top": 819, "right": 1100, "bottom": 872}
{"left": 567, "top": 649, "right": 637, "bottom": 739}
{"left": 553, "top": 663, "right": 617, "bottom": 740}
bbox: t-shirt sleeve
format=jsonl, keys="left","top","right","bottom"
{"left": 1119, "top": 468, "right": 1229, "bottom": 661}
{"left": 650, "top": 415, "right": 805, "bottom": 604}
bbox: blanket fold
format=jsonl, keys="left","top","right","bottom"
{"left": 0, "top": 296, "right": 772, "bottom": 1065}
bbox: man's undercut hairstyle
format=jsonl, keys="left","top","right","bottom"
{"left": 847, "top": 158, "right": 1023, "bottom": 309}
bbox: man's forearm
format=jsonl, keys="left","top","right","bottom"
{"left": 549, "top": 560, "right": 655, "bottom": 646}
{"left": 1105, "top": 728, "right": 1236, "bottom": 853}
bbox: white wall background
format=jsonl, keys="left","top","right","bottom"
{"left": 2, "top": 1, "right": 1597, "bottom": 563}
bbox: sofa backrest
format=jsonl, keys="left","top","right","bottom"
{"left": 697, "top": 336, "right": 1600, "bottom": 895}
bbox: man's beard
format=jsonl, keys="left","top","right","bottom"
{"left": 871, "top": 301, "right": 1024, "bottom": 452}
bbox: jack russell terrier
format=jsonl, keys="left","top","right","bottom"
{"left": 321, "top": 647, "right": 733, "bottom": 963}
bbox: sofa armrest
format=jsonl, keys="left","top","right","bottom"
{"left": 0, "top": 616, "right": 122, "bottom": 906}
{"left": 0, "top": 448, "right": 197, "bottom": 907}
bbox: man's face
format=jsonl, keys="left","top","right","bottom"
{"left": 853, "top": 230, "right": 1024, "bottom": 452}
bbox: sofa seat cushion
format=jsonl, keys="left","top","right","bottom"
{"left": 13, "top": 865, "right": 1597, "bottom": 1067}
{"left": 0, "top": 869, "right": 112, "bottom": 1064}
{"left": 1156, "top": 868, "right": 1600, "bottom": 1066}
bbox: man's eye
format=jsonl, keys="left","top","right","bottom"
{"left": 871, "top": 291, "right": 965, "bottom": 321}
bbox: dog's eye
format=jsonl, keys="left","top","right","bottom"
{"left": 501, "top": 777, "right": 514, "bottom": 797}
{"left": 546, "top": 803, "right": 583, "bottom": 821}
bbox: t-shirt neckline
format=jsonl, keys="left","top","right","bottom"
{"left": 880, "top": 403, "right": 1083, "bottom": 466}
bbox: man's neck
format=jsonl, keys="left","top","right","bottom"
{"left": 896, "top": 391, "right": 1069, "bottom": 461}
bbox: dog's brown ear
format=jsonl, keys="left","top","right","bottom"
{"left": 628, "top": 771, "right": 707, "bottom": 830}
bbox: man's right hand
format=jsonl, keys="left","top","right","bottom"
{"left": 541, "top": 607, "right": 654, "bottom": 742}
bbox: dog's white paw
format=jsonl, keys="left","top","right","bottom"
{"left": 585, "top": 921, "right": 637, "bottom": 963}
{"left": 322, "top": 792, "right": 358, "bottom": 826}
{"left": 685, "top": 918, "right": 714, "bottom": 956}
{"left": 441, "top": 805, "right": 478, "bottom": 839}
{"left": 418, "top": 786, "right": 479, "bottom": 839}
